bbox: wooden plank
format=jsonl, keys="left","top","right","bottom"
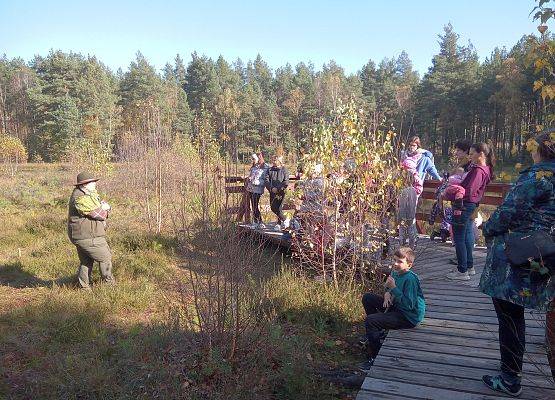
{"left": 420, "top": 193, "right": 505, "bottom": 206}
{"left": 356, "top": 389, "right": 423, "bottom": 400}
{"left": 422, "top": 290, "right": 493, "bottom": 301}
{"left": 422, "top": 281, "right": 491, "bottom": 291}
{"left": 225, "top": 185, "right": 246, "bottom": 194}
{"left": 424, "top": 311, "right": 545, "bottom": 329}
{"left": 360, "top": 376, "right": 528, "bottom": 400}
{"left": 368, "top": 366, "right": 552, "bottom": 399}
{"left": 376, "top": 346, "right": 552, "bottom": 376}
{"left": 411, "top": 324, "right": 545, "bottom": 345}
{"left": 425, "top": 298, "right": 496, "bottom": 310}
{"left": 421, "top": 318, "right": 546, "bottom": 337}
{"left": 372, "top": 356, "right": 555, "bottom": 389}
{"left": 226, "top": 206, "right": 241, "bottom": 215}
{"left": 224, "top": 176, "right": 244, "bottom": 183}
{"left": 424, "top": 293, "right": 494, "bottom": 305}
{"left": 394, "top": 329, "right": 548, "bottom": 354}
{"left": 415, "top": 256, "right": 486, "bottom": 269}
{"left": 236, "top": 224, "right": 291, "bottom": 248}
{"left": 383, "top": 338, "right": 550, "bottom": 366}
{"left": 423, "top": 304, "right": 546, "bottom": 321}
{"left": 414, "top": 254, "right": 458, "bottom": 267}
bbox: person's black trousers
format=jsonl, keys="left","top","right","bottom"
{"left": 270, "top": 192, "right": 286, "bottom": 223}
{"left": 492, "top": 298, "right": 525, "bottom": 384}
{"left": 249, "top": 192, "right": 262, "bottom": 223}
{"left": 362, "top": 293, "right": 414, "bottom": 357}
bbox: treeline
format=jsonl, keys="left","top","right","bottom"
{"left": 0, "top": 24, "right": 553, "bottom": 163}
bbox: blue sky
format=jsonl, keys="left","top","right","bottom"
{"left": 0, "top": 0, "right": 540, "bottom": 75}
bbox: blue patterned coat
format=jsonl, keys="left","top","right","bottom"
{"left": 479, "top": 161, "right": 555, "bottom": 311}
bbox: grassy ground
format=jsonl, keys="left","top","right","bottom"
{"left": 0, "top": 164, "right": 367, "bottom": 400}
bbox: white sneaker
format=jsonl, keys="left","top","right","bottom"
{"left": 282, "top": 218, "right": 290, "bottom": 229}
{"left": 449, "top": 266, "right": 476, "bottom": 275}
{"left": 274, "top": 224, "right": 282, "bottom": 231}
{"left": 446, "top": 270, "right": 470, "bottom": 281}
{"left": 257, "top": 223, "right": 266, "bottom": 230}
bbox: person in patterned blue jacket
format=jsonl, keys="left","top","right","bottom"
{"left": 479, "top": 130, "right": 555, "bottom": 397}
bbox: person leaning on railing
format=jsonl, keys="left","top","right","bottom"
{"left": 246, "top": 152, "right": 269, "bottom": 228}
{"left": 478, "top": 130, "right": 555, "bottom": 396}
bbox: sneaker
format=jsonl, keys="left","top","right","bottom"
{"left": 282, "top": 218, "right": 290, "bottom": 229}
{"left": 467, "top": 267, "right": 476, "bottom": 276}
{"left": 482, "top": 375, "right": 522, "bottom": 397}
{"left": 274, "top": 224, "right": 282, "bottom": 231}
{"left": 446, "top": 270, "right": 470, "bottom": 281}
{"left": 358, "top": 358, "right": 375, "bottom": 373}
{"left": 257, "top": 223, "right": 266, "bottom": 230}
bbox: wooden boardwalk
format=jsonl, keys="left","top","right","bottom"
{"left": 237, "top": 222, "right": 292, "bottom": 248}
{"left": 356, "top": 239, "right": 554, "bottom": 400}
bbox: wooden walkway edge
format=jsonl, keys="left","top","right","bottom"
{"left": 356, "top": 239, "right": 554, "bottom": 400}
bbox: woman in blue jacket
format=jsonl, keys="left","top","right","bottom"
{"left": 479, "top": 130, "right": 555, "bottom": 396}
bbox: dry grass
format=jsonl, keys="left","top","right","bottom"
{"left": 0, "top": 164, "right": 368, "bottom": 400}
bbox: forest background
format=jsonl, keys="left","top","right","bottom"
{"left": 2, "top": 21, "right": 555, "bottom": 170}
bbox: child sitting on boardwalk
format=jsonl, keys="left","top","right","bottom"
{"left": 360, "top": 247, "right": 426, "bottom": 368}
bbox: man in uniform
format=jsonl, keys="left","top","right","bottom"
{"left": 68, "top": 172, "right": 115, "bottom": 289}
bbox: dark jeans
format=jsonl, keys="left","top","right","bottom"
{"left": 249, "top": 192, "right": 262, "bottom": 223}
{"left": 270, "top": 192, "right": 286, "bottom": 223}
{"left": 362, "top": 293, "right": 414, "bottom": 356}
{"left": 452, "top": 202, "right": 477, "bottom": 273}
{"left": 493, "top": 298, "right": 525, "bottom": 385}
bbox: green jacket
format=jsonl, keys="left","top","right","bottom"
{"left": 67, "top": 187, "right": 108, "bottom": 241}
{"left": 388, "top": 270, "right": 426, "bottom": 326}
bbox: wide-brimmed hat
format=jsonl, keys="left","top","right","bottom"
{"left": 74, "top": 171, "right": 99, "bottom": 186}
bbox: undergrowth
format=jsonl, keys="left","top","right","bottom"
{"left": 0, "top": 164, "right": 366, "bottom": 399}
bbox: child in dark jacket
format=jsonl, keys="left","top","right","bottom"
{"left": 265, "top": 155, "right": 289, "bottom": 231}
{"left": 360, "top": 247, "right": 425, "bottom": 367}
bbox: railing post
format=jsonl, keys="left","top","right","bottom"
{"left": 236, "top": 178, "right": 251, "bottom": 223}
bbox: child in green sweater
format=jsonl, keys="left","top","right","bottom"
{"left": 361, "top": 247, "right": 426, "bottom": 364}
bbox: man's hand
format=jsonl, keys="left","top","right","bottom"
{"left": 384, "top": 276, "right": 396, "bottom": 289}
{"left": 383, "top": 292, "right": 393, "bottom": 308}
{"left": 101, "top": 201, "right": 111, "bottom": 211}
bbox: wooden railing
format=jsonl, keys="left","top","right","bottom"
{"left": 225, "top": 176, "right": 512, "bottom": 227}
{"left": 416, "top": 180, "right": 511, "bottom": 233}
{"left": 225, "top": 175, "right": 300, "bottom": 222}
